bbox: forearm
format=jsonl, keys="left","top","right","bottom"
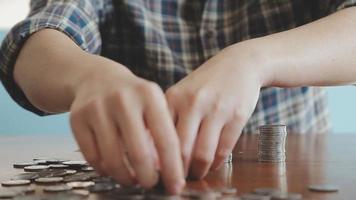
{"left": 235, "top": 7, "right": 356, "bottom": 88}
{"left": 14, "top": 29, "right": 128, "bottom": 113}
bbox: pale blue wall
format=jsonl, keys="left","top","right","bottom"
{"left": 0, "top": 30, "right": 355, "bottom": 134}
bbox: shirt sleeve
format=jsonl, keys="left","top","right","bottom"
{"left": 329, "top": 0, "right": 356, "bottom": 12}
{"left": 0, "top": 0, "right": 113, "bottom": 116}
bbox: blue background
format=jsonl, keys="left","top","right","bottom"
{"left": 0, "top": 30, "right": 355, "bottom": 135}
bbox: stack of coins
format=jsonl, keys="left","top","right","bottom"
{"left": 258, "top": 124, "right": 287, "bottom": 162}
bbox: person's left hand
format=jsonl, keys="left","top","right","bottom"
{"left": 165, "top": 43, "right": 266, "bottom": 179}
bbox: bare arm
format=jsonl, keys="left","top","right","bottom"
{"left": 245, "top": 7, "right": 356, "bottom": 87}
{"left": 165, "top": 7, "right": 356, "bottom": 178}
{"left": 13, "top": 29, "right": 185, "bottom": 194}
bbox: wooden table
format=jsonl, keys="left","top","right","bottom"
{"left": 0, "top": 133, "right": 355, "bottom": 199}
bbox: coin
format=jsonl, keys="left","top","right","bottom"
{"left": 0, "top": 190, "right": 19, "bottom": 199}
{"left": 1, "top": 180, "right": 31, "bottom": 187}
{"left": 13, "top": 173, "right": 39, "bottom": 181}
{"left": 81, "top": 166, "right": 94, "bottom": 172}
{"left": 43, "top": 185, "right": 73, "bottom": 193}
{"left": 49, "top": 164, "right": 69, "bottom": 169}
{"left": 241, "top": 193, "right": 270, "bottom": 200}
{"left": 12, "top": 186, "right": 36, "bottom": 194}
{"left": 253, "top": 188, "right": 278, "bottom": 196}
{"left": 62, "top": 161, "right": 87, "bottom": 167}
{"left": 13, "top": 162, "right": 38, "bottom": 169}
{"left": 308, "top": 184, "right": 339, "bottom": 192}
{"left": 65, "top": 170, "right": 77, "bottom": 175}
{"left": 220, "top": 187, "right": 238, "bottom": 195}
{"left": 67, "top": 181, "right": 95, "bottom": 189}
{"left": 35, "top": 177, "right": 63, "bottom": 184}
{"left": 71, "top": 190, "right": 90, "bottom": 197}
{"left": 270, "top": 192, "right": 302, "bottom": 200}
{"left": 89, "top": 182, "right": 115, "bottom": 193}
{"left": 24, "top": 165, "right": 49, "bottom": 172}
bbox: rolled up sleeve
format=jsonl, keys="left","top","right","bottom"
{"left": 0, "top": 0, "right": 113, "bottom": 115}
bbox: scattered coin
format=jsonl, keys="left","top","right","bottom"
{"left": 46, "top": 159, "right": 68, "bottom": 164}
{"left": 35, "top": 177, "right": 63, "bottom": 184}
{"left": 81, "top": 166, "right": 94, "bottom": 172}
{"left": 89, "top": 182, "right": 115, "bottom": 193}
{"left": 62, "top": 161, "right": 87, "bottom": 167}
{"left": 43, "top": 185, "right": 73, "bottom": 193}
{"left": 67, "top": 181, "right": 95, "bottom": 189}
{"left": 65, "top": 170, "right": 77, "bottom": 175}
{"left": 0, "top": 190, "right": 19, "bottom": 199}
{"left": 241, "top": 193, "right": 270, "bottom": 200}
{"left": 253, "top": 188, "right": 279, "bottom": 196}
{"left": 13, "top": 173, "right": 39, "bottom": 181}
{"left": 1, "top": 180, "right": 31, "bottom": 187}
{"left": 11, "top": 186, "right": 36, "bottom": 195}
{"left": 71, "top": 189, "right": 90, "bottom": 197}
{"left": 308, "top": 184, "right": 339, "bottom": 192}
{"left": 24, "top": 165, "right": 49, "bottom": 172}
{"left": 49, "top": 164, "right": 69, "bottom": 169}
{"left": 220, "top": 187, "right": 238, "bottom": 195}
{"left": 13, "top": 162, "right": 38, "bottom": 169}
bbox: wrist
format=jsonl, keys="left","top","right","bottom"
{"left": 229, "top": 39, "right": 276, "bottom": 88}
{"left": 71, "top": 54, "right": 133, "bottom": 97}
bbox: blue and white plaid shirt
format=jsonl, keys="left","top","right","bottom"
{"left": 1, "top": 0, "right": 355, "bottom": 133}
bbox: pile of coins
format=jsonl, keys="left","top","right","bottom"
{"left": 258, "top": 124, "right": 288, "bottom": 162}
{"left": 0, "top": 157, "right": 239, "bottom": 199}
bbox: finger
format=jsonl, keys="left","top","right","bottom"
{"left": 145, "top": 94, "right": 185, "bottom": 194}
{"left": 176, "top": 110, "right": 202, "bottom": 177}
{"left": 190, "top": 115, "right": 224, "bottom": 179}
{"left": 114, "top": 96, "right": 158, "bottom": 189}
{"left": 90, "top": 102, "right": 136, "bottom": 186}
{"left": 70, "top": 111, "right": 102, "bottom": 174}
{"left": 210, "top": 120, "right": 243, "bottom": 171}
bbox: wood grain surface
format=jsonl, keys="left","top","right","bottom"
{"left": 0, "top": 133, "right": 354, "bottom": 199}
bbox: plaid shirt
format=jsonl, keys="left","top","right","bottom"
{"left": 1, "top": 0, "right": 355, "bottom": 134}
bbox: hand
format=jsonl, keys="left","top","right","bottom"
{"left": 69, "top": 56, "right": 185, "bottom": 194}
{"left": 165, "top": 44, "right": 264, "bottom": 179}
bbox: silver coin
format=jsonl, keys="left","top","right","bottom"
{"left": 24, "top": 165, "right": 49, "bottom": 172}
{"left": 220, "top": 187, "right": 238, "bottom": 195}
{"left": 0, "top": 190, "right": 19, "bottom": 199}
{"left": 270, "top": 192, "right": 302, "bottom": 200}
{"left": 1, "top": 180, "right": 31, "bottom": 187}
{"left": 81, "top": 166, "right": 94, "bottom": 172}
{"left": 62, "top": 161, "right": 87, "bottom": 166}
{"left": 71, "top": 189, "right": 90, "bottom": 197}
{"left": 35, "top": 177, "right": 63, "bottom": 184}
{"left": 11, "top": 186, "right": 36, "bottom": 194}
{"left": 65, "top": 170, "right": 77, "bottom": 175}
{"left": 241, "top": 193, "right": 270, "bottom": 200}
{"left": 67, "top": 181, "right": 95, "bottom": 189}
{"left": 49, "top": 164, "right": 69, "bottom": 169}
{"left": 13, "top": 162, "right": 38, "bottom": 169}
{"left": 308, "top": 184, "right": 339, "bottom": 192}
{"left": 43, "top": 185, "right": 73, "bottom": 193}
{"left": 253, "top": 188, "right": 278, "bottom": 196}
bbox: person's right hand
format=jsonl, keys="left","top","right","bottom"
{"left": 69, "top": 55, "right": 185, "bottom": 194}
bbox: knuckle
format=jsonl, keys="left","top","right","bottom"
{"left": 186, "top": 89, "right": 208, "bottom": 110}
{"left": 165, "top": 87, "right": 179, "bottom": 102}
{"left": 216, "top": 148, "right": 230, "bottom": 160}
{"left": 212, "top": 100, "right": 229, "bottom": 114}
{"left": 193, "top": 151, "right": 213, "bottom": 166}
{"left": 137, "top": 81, "right": 161, "bottom": 95}
{"left": 232, "top": 108, "right": 248, "bottom": 123}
